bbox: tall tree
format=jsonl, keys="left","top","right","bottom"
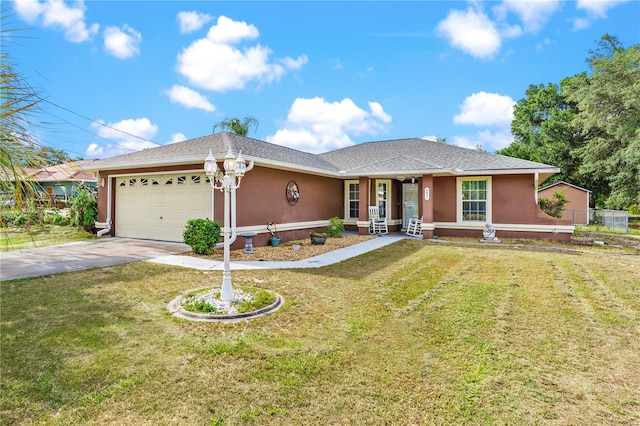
{"left": 498, "top": 77, "right": 584, "bottom": 185}
{"left": 568, "top": 34, "right": 640, "bottom": 209}
{"left": 212, "top": 116, "right": 259, "bottom": 136}
{"left": 499, "top": 34, "right": 639, "bottom": 209}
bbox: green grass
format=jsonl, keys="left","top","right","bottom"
{"left": 577, "top": 223, "right": 640, "bottom": 236}
{"left": 0, "top": 225, "right": 95, "bottom": 251}
{"left": 1, "top": 240, "right": 639, "bottom": 425}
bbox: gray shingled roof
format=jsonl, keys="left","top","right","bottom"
{"left": 319, "top": 138, "right": 556, "bottom": 174}
{"left": 87, "top": 132, "right": 340, "bottom": 173}
{"left": 87, "top": 134, "right": 558, "bottom": 176}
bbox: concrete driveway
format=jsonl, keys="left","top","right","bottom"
{"left": 0, "top": 238, "right": 191, "bottom": 281}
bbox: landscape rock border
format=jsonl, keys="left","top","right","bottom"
{"left": 168, "top": 289, "right": 284, "bottom": 323}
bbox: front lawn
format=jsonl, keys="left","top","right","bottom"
{"left": 0, "top": 225, "right": 95, "bottom": 251}
{"left": 1, "top": 240, "right": 639, "bottom": 424}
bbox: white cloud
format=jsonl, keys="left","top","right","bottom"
{"left": 13, "top": 0, "right": 99, "bottom": 42}
{"left": 177, "top": 11, "right": 213, "bottom": 34}
{"left": 369, "top": 102, "right": 392, "bottom": 123}
{"left": 265, "top": 97, "right": 392, "bottom": 153}
{"left": 207, "top": 15, "right": 259, "bottom": 44}
{"left": 104, "top": 25, "right": 142, "bottom": 59}
{"left": 573, "top": 0, "right": 628, "bottom": 29}
{"left": 500, "top": 23, "right": 523, "bottom": 39}
{"left": 176, "top": 15, "right": 307, "bottom": 92}
{"left": 451, "top": 91, "right": 516, "bottom": 152}
{"left": 576, "top": 0, "right": 628, "bottom": 17}
{"left": 280, "top": 55, "right": 309, "bottom": 70}
{"left": 453, "top": 92, "right": 515, "bottom": 127}
{"left": 165, "top": 85, "right": 215, "bottom": 112}
{"left": 450, "top": 135, "right": 479, "bottom": 150}
{"left": 436, "top": 8, "right": 501, "bottom": 59}
{"left": 452, "top": 130, "right": 514, "bottom": 152}
{"left": 86, "top": 117, "right": 159, "bottom": 158}
{"left": 169, "top": 133, "right": 187, "bottom": 144}
{"left": 536, "top": 38, "right": 554, "bottom": 52}
{"left": 494, "top": 0, "right": 561, "bottom": 33}
{"left": 572, "top": 17, "right": 592, "bottom": 30}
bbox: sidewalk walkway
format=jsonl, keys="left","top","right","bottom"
{"left": 1, "top": 234, "right": 413, "bottom": 281}
{"left": 148, "top": 234, "right": 408, "bottom": 271}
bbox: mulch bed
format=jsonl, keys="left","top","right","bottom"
{"left": 188, "top": 234, "right": 376, "bottom": 262}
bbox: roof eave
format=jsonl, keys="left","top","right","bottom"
{"left": 337, "top": 167, "right": 560, "bottom": 179}
{"left": 82, "top": 155, "right": 559, "bottom": 180}
{"left": 82, "top": 155, "right": 340, "bottom": 178}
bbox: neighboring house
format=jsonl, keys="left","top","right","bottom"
{"left": 538, "top": 181, "right": 591, "bottom": 225}
{"left": 27, "top": 160, "right": 98, "bottom": 204}
{"left": 84, "top": 133, "right": 573, "bottom": 247}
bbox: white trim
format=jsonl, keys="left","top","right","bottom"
{"left": 108, "top": 169, "right": 205, "bottom": 178}
{"left": 376, "top": 179, "right": 392, "bottom": 218}
{"left": 221, "top": 220, "right": 333, "bottom": 236}
{"left": 344, "top": 180, "right": 360, "bottom": 220}
{"left": 538, "top": 180, "right": 592, "bottom": 193}
{"left": 84, "top": 158, "right": 560, "bottom": 181}
{"left": 420, "top": 222, "right": 436, "bottom": 231}
{"left": 357, "top": 220, "right": 370, "bottom": 229}
{"left": 435, "top": 221, "right": 574, "bottom": 234}
{"left": 84, "top": 156, "right": 339, "bottom": 178}
{"left": 456, "top": 176, "right": 492, "bottom": 224}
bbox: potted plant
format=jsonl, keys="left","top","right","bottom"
{"left": 310, "top": 232, "right": 327, "bottom": 245}
{"left": 267, "top": 222, "right": 281, "bottom": 247}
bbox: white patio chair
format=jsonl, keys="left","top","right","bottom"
{"left": 368, "top": 206, "right": 388, "bottom": 235}
{"left": 406, "top": 216, "right": 423, "bottom": 237}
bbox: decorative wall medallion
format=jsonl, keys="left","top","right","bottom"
{"left": 286, "top": 180, "right": 300, "bottom": 205}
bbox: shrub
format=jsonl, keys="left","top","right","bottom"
{"left": 0, "top": 211, "right": 19, "bottom": 227}
{"left": 51, "top": 213, "right": 69, "bottom": 226}
{"left": 183, "top": 218, "right": 221, "bottom": 255}
{"left": 326, "top": 216, "right": 344, "bottom": 237}
{"left": 538, "top": 189, "right": 569, "bottom": 219}
{"left": 13, "top": 213, "right": 29, "bottom": 227}
{"left": 25, "top": 200, "right": 43, "bottom": 225}
{"left": 69, "top": 188, "right": 97, "bottom": 230}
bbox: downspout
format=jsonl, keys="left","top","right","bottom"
{"left": 97, "top": 175, "right": 112, "bottom": 237}
{"left": 534, "top": 172, "right": 539, "bottom": 203}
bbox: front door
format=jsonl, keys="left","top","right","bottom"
{"left": 402, "top": 183, "right": 419, "bottom": 228}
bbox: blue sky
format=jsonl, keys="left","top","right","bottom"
{"left": 9, "top": 0, "right": 640, "bottom": 160}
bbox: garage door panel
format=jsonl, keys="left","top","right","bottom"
{"left": 116, "top": 173, "right": 211, "bottom": 242}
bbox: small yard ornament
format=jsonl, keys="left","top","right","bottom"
{"left": 482, "top": 223, "right": 500, "bottom": 243}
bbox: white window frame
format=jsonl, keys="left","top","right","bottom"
{"left": 456, "top": 176, "right": 492, "bottom": 223}
{"left": 344, "top": 180, "right": 360, "bottom": 220}
{"left": 376, "top": 179, "right": 391, "bottom": 219}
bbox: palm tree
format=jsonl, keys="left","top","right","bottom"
{"left": 212, "top": 116, "right": 259, "bottom": 136}
{"left": 1, "top": 6, "right": 43, "bottom": 210}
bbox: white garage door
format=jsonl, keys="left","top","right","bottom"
{"left": 115, "top": 173, "right": 212, "bottom": 242}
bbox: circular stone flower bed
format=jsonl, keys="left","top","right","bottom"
{"left": 168, "top": 287, "right": 284, "bottom": 323}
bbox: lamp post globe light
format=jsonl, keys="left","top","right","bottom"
{"left": 204, "top": 147, "right": 253, "bottom": 302}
